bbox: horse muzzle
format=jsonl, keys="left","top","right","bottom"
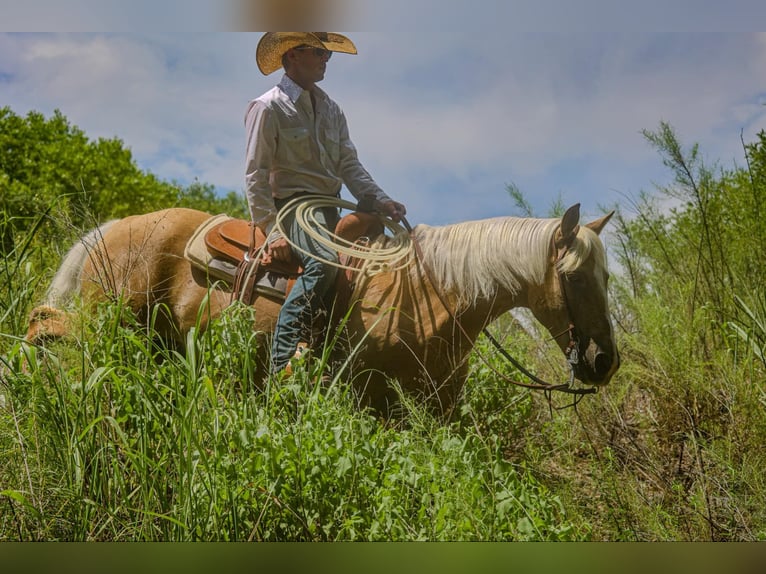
{"left": 577, "top": 339, "right": 620, "bottom": 385}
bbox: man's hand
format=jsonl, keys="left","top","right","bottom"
{"left": 378, "top": 200, "right": 407, "bottom": 222}
{"left": 264, "top": 236, "right": 292, "bottom": 263}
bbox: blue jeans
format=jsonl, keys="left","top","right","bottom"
{"left": 271, "top": 199, "right": 339, "bottom": 372}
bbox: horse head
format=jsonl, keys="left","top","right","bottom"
{"left": 535, "top": 203, "right": 620, "bottom": 386}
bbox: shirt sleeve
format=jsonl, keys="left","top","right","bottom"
{"left": 337, "top": 109, "right": 392, "bottom": 205}
{"left": 244, "top": 99, "right": 279, "bottom": 234}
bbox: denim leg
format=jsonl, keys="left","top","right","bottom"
{"left": 271, "top": 206, "right": 339, "bottom": 372}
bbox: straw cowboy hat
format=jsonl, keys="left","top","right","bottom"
{"left": 256, "top": 32, "right": 358, "bottom": 75}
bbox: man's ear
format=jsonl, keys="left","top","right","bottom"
{"left": 281, "top": 50, "right": 295, "bottom": 70}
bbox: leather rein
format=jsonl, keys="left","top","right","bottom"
{"left": 401, "top": 216, "right": 597, "bottom": 398}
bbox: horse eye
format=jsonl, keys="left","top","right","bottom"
{"left": 566, "top": 273, "right": 585, "bottom": 286}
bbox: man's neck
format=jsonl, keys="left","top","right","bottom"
{"left": 286, "top": 71, "right": 315, "bottom": 92}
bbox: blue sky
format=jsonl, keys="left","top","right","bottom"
{"left": 1, "top": 2, "right": 766, "bottom": 227}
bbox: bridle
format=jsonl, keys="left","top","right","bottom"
{"left": 402, "top": 216, "right": 597, "bottom": 400}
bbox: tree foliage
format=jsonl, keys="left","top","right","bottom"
{"left": 611, "top": 122, "right": 766, "bottom": 350}
{"left": 0, "top": 107, "right": 246, "bottom": 255}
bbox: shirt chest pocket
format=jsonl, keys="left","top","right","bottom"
{"left": 278, "top": 127, "right": 311, "bottom": 164}
{"left": 324, "top": 128, "right": 341, "bottom": 165}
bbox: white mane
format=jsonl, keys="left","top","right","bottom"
{"left": 412, "top": 216, "right": 604, "bottom": 307}
{"left": 557, "top": 225, "right": 606, "bottom": 276}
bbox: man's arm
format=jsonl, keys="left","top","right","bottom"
{"left": 244, "top": 99, "right": 279, "bottom": 234}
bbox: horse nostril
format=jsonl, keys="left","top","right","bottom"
{"left": 594, "top": 351, "right": 612, "bottom": 377}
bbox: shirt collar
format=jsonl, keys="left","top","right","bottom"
{"left": 278, "top": 74, "right": 328, "bottom": 106}
{"left": 278, "top": 74, "right": 304, "bottom": 103}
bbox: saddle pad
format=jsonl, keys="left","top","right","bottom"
{"left": 184, "top": 214, "right": 232, "bottom": 277}
{"left": 207, "top": 257, "right": 239, "bottom": 283}
{"left": 184, "top": 210, "right": 387, "bottom": 304}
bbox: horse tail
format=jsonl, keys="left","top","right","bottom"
{"left": 25, "top": 220, "right": 118, "bottom": 343}
{"left": 44, "top": 220, "right": 118, "bottom": 307}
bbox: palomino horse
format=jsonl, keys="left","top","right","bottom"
{"left": 26, "top": 204, "right": 619, "bottom": 416}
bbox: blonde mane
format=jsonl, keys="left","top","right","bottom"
{"left": 557, "top": 225, "right": 606, "bottom": 276}
{"left": 412, "top": 216, "right": 604, "bottom": 307}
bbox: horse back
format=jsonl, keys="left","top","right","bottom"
{"left": 80, "top": 208, "right": 230, "bottom": 337}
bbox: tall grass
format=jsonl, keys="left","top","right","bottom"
{"left": 0, "top": 211, "right": 49, "bottom": 337}
{"left": 594, "top": 295, "right": 764, "bottom": 540}
{"left": 1, "top": 290, "right": 580, "bottom": 541}
{"left": 3, "top": 200, "right": 766, "bottom": 541}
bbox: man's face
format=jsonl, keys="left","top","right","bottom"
{"left": 289, "top": 46, "right": 332, "bottom": 85}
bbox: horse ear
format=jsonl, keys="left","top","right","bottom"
{"left": 555, "top": 203, "right": 580, "bottom": 251}
{"left": 584, "top": 210, "right": 615, "bottom": 235}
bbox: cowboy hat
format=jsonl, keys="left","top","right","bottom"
{"left": 256, "top": 32, "right": 357, "bottom": 75}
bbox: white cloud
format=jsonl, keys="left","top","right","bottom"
{"left": 342, "top": 33, "right": 765, "bottom": 180}
{"left": 1, "top": 30, "right": 765, "bottom": 226}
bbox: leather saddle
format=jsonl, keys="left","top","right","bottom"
{"left": 198, "top": 211, "right": 384, "bottom": 305}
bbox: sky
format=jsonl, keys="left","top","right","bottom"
{"left": 2, "top": 1, "right": 766, "bottom": 230}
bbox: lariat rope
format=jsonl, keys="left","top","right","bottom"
{"left": 272, "top": 196, "right": 414, "bottom": 276}
{"left": 272, "top": 196, "right": 593, "bottom": 400}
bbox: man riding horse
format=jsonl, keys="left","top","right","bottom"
{"left": 245, "top": 32, "right": 407, "bottom": 376}
{"left": 24, "top": 35, "right": 620, "bottom": 418}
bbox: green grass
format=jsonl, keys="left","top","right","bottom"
{"left": 2, "top": 237, "right": 765, "bottom": 541}
{"left": 1, "top": 297, "right": 581, "bottom": 541}
{"left": 531, "top": 295, "right": 766, "bottom": 541}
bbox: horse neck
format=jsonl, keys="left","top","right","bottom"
{"left": 412, "top": 216, "right": 559, "bottom": 322}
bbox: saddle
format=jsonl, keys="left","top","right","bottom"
{"left": 184, "top": 211, "right": 384, "bottom": 306}
{"left": 205, "top": 218, "right": 301, "bottom": 278}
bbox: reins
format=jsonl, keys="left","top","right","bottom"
{"left": 401, "top": 215, "right": 597, "bottom": 401}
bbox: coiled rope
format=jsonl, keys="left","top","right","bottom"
{"left": 272, "top": 195, "right": 414, "bottom": 276}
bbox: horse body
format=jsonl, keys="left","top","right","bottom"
{"left": 27, "top": 205, "right": 619, "bottom": 416}
{"left": 79, "top": 208, "right": 252, "bottom": 339}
